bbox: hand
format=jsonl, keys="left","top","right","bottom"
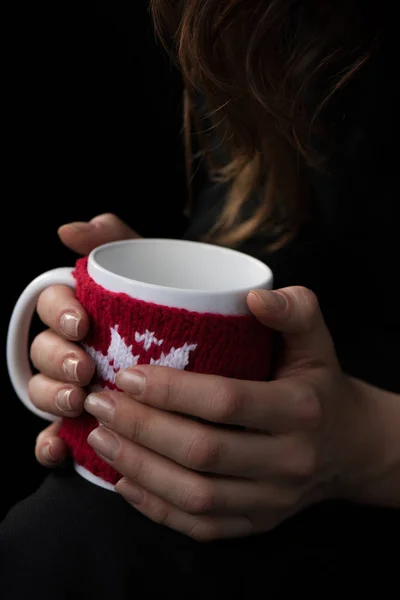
{"left": 84, "top": 286, "right": 368, "bottom": 541}
{"left": 30, "top": 213, "right": 139, "bottom": 466}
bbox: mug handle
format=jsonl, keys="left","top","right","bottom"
{"left": 6, "top": 267, "right": 76, "bottom": 421}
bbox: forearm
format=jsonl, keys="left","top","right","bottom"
{"left": 343, "top": 377, "right": 400, "bottom": 508}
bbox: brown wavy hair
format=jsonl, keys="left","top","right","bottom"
{"left": 150, "top": 0, "right": 382, "bottom": 247}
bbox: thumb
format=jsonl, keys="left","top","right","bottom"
{"left": 58, "top": 213, "right": 140, "bottom": 256}
{"left": 247, "top": 286, "right": 335, "bottom": 363}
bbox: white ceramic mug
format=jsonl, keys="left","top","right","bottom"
{"left": 7, "top": 238, "right": 274, "bottom": 488}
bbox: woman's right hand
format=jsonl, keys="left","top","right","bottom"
{"left": 30, "top": 213, "right": 139, "bottom": 467}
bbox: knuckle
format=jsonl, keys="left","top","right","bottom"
{"left": 209, "top": 381, "right": 243, "bottom": 422}
{"left": 291, "top": 286, "right": 319, "bottom": 328}
{"left": 180, "top": 479, "right": 216, "bottom": 515}
{"left": 29, "top": 332, "right": 47, "bottom": 365}
{"left": 27, "top": 376, "right": 42, "bottom": 407}
{"left": 35, "top": 429, "right": 47, "bottom": 447}
{"left": 275, "top": 488, "right": 303, "bottom": 510}
{"left": 159, "top": 371, "right": 182, "bottom": 409}
{"left": 126, "top": 413, "right": 149, "bottom": 443}
{"left": 185, "top": 431, "right": 220, "bottom": 472}
{"left": 284, "top": 439, "right": 317, "bottom": 480}
{"left": 150, "top": 503, "right": 171, "bottom": 528}
{"left": 28, "top": 373, "right": 38, "bottom": 394}
{"left": 294, "top": 383, "right": 322, "bottom": 429}
{"left": 95, "top": 212, "right": 119, "bottom": 226}
{"left": 128, "top": 455, "right": 149, "bottom": 483}
{"left": 126, "top": 417, "right": 141, "bottom": 442}
{"left": 36, "top": 286, "right": 54, "bottom": 315}
{"left": 297, "top": 447, "right": 317, "bottom": 479}
{"left": 186, "top": 521, "right": 220, "bottom": 543}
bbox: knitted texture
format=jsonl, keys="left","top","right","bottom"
{"left": 59, "top": 257, "right": 273, "bottom": 485}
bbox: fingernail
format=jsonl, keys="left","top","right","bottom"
{"left": 87, "top": 427, "right": 120, "bottom": 461}
{"left": 116, "top": 480, "right": 144, "bottom": 505}
{"left": 41, "top": 441, "right": 58, "bottom": 463}
{"left": 250, "top": 290, "right": 286, "bottom": 311}
{"left": 62, "top": 357, "right": 80, "bottom": 382}
{"left": 115, "top": 370, "right": 146, "bottom": 395}
{"left": 55, "top": 388, "right": 76, "bottom": 412}
{"left": 85, "top": 394, "right": 115, "bottom": 423}
{"left": 60, "top": 311, "right": 82, "bottom": 338}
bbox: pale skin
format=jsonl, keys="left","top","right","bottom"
{"left": 30, "top": 213, "right": 400, "bottom": 541}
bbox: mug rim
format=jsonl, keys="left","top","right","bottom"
{"left": 89, "top": 238, "right": 274, "bottom": 297}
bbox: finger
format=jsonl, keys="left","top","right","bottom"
{"left": 116, "top": 478, "right": 254, "bottom": 541}
{"left": 30, "top": 329, "right": 95, "bottom": 385}
{"left": 35, "top": 421, "right": 69, "bottom": 467}
{"left": 115, "top": 367, "right": 320, "bottom": 432}
{"left": 29, "top": 374, "right": 87, "bottom": 417}
{"left": 37, "top": 284, "right": 89, "bottom": 341}
{"left": 85, "top": 391, "right": 315, "bottom": 480}
{"left": 58, "top": 213, "right": 139, "bottom": 256}
{"left": 247, "top": 287, "right": 335, "bottom": 364}
{"left": 87, "top": 425, "right": 290, "bottom": 515}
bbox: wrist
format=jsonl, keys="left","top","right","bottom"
{"left": 338, "top": 377, "right": 400, "bottom": 508}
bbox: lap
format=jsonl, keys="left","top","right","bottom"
{"left": 1, "top": 462, "right": 398, "bottom": 598}
{"left": 0, "top": 463, "right": 201, "bottom": 598}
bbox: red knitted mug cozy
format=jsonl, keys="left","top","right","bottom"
{"left": 59, "top": 257, "right": 273, "bottom": 485}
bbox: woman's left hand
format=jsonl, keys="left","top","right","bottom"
{"left": 85, "top": 287, "right": 367, "bottom": 541}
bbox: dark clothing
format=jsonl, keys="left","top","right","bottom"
{"left": 1, "top": 463, "right": 398, "bottom": 598}
{"left": 1, "top": 18, "right": 399, "bottom": 600}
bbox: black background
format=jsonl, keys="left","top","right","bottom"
{"left": 2, "top": 3, "right": 399, "bottom": 586}
{"left": 2, "top": 1, "right": 185, "bottom": 518}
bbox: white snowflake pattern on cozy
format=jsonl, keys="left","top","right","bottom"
{"left": 150, "top": 343, "right": 198, "bottom": 368}
{"left": 84, "top": 325, "right": 139, "bottom": 387}
{"left": 84, "top": 324, "right": 198, "bottom": 388}
{"left": 134, "top": 329, "right": 164, "bottom": 351}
